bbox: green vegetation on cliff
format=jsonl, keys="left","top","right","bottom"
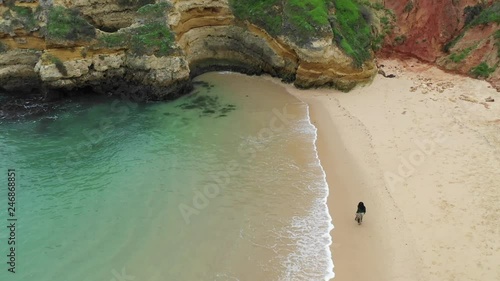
{"left": 495, "top": 30, "right": 500, "bottom": 58}
{"left": 330, "top": 0, "right": 373, "bottom": 67}
{"left": 137, "top": 2, "right": 171, "bottom": 17}
{"left": 10, "top": 5, "right": 36, "bottom": 29}
{"left": 230, "top": 0, "right": 331, "bottom": 41}
{"left": 230, "top": 0, "right": 375, "bottom": 67}
{"left": 394, "top": 35, "right": 407, "bottom": 45}
{"left": 494, "top": 30, "right": 500, "bottom": 39}
{"left": 230, "top": 0, "right": 282, "bottom": 35}
{"left": 359, "top": 1, "right": 395, "bottom": 51}
{"left": 99, "top": 33, "right": 128, "bottom": 49}
{"left": 470, "top": 62, "right": 496, "bottom": 78}
{"left": 130, "top": 22, "right": 175, "bottom": 56}
{"left": 403, "top": 1, "right": 414, "bottom": 13}
{"left": 444, "top": 2, "right": 500, "bottom": 52}
{"left": 285, "top": 0, "right": 329, "bottom": 33}
{"left": 0, "top": 42, "right": 8, "bottom": 53}
{"left": 463, "top": 4, "right": 484, "bottom": 26}
{"left": 0, "top": 5, "right": 39, "bottom": 32}
{"left": 448, "top": 46, "right": 474, "bottom": 63}
{"left": 131, "top": 3, "right": 175, "bottom": 56}
{"left": 468, "top": 2, "right": 500, "bottom": 27}
{"left": 10, "top": 5, "right": 32, "bottom": 17}
{"left": 47, "top": 6, "right": 96, "bottom": 41}
{"left": 97, "top": 3, "right": 175, "bottom": 56}
{"left": 443, "top": 34, "right": 464, "bottom": 53}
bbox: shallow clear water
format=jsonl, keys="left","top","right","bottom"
{"left": 0, "top": 73, "right": 333, "bottom": 281}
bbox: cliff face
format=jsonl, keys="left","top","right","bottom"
{"left": 2, "top": 0, "right": 494, "bottom": 101}
{"left": 382, "top": 0, "right": 499, "bottom": 89}
{"left": 0, "top": 1, "right": 192, "bottom": 100}
{"left": 0, "top": 0, "right": 377, "bottom": 101}
{"left": 53, "top": 0, "right": 155, "bottom": 31}
{"left": 171, "top": 0, "right": 376, "bottom": 89}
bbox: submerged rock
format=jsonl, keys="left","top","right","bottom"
{"left": 0, "top": 95, "right": 56, "bottom": 120}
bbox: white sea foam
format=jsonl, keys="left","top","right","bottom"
{"left": 280, "top": 103, "right": 335, "bottom": 280}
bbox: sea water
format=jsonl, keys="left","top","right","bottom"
{"left": 0, "top": 73, "right": 333, "bottom": 281}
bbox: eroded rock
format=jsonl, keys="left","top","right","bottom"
{"left": 1, "top": 0, "right": 379, "bottom": 101}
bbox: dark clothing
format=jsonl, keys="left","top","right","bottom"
{"left": 356, "top": 205, "right": 366, "bottom": 214}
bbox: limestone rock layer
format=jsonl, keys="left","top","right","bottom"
{"left": 0, "top": 0, "right": 377, "bottom": 99}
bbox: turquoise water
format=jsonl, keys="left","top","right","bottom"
{"left": 0, "top": 73, "right": 333, "bottom": 281}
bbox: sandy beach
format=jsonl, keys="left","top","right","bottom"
{"left": 283, "top": 58, "right": 500, "bottom": 281}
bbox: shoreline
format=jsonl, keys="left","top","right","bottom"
{"left": 303, "top": 102, "right": 336, "bottom": 281}
{"left": 302, "top": 95, "right": 397, "bottom": 280}
{"left": 281, "top": 58, "right": 500, "bottom": 281}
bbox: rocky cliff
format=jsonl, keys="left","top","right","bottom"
{"left": 1, "top": 0, "right": 497, "bottom": 103}
{"left": 0, "top": 1, "right": 192, "bottom": 100}
{"left": 382, "top": 0, "right": 499, "bottom": 90}
{"left": 0, "top": 0, "right": 378, "bottom": 101}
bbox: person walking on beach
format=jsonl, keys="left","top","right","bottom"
{"left": 355, "top": 202, "right": 366, "bottom": 225}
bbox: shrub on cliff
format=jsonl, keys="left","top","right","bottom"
{"left": 463, "top": 4, "right": 484, "bottom": 26}
{"left": 230, "top": 0, "right": 330, "bottom": 42}
{"left": 470, "top": 62, "right": 496, "bottom": 78}
{"left": 284, "top": 0, "right": 330, "bottom": 41}
{"left": 129, "top": 3, "right": 175, "bottom": 56}
{"left": 99, "top": 33, "right": 128, "bottom": 49}
{"left": 330, "top": 0, "right": 373, "bottom": 67}
{"left": 448, "top": 46, "right": 474, "bottom": 63}
{"left": 47, "top": 6, "right": 96, "bottom": 42}
{"left": 137, "top": 2, "right": 171, "bottom": 18}
{"left": 394, "top": 35, "right": 406, "bottom": 44}
{"left": 96, "top": 3, "right": 175, "bottom": 56}
{"left": 10, "top": 5, "right": 37, "bottom": 30}
{"left": 403, "top": 1, "right": 414, "bottom": 13}
{"left": 230, "top": 0, "right": 374, "bottom": 67}
{"left": 0, "top": 5, "right": 40, "bottom": 33}
{"left": 444, "top": 2, "right": 500, "bottom": 52}
{"left": 494, "top": 30, "right": 500, "bottom": 39}
{"left": 468, "top": 2, "right": 500, "bottom": 27}
{"left": 495, "top": 30, "right": 500, "bottom": 59}
{"left": 130, "top": 22, "right": 174, "bottom": 56}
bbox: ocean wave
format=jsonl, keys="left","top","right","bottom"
{"left": 280, "top": 104, "right": 335, "bottom": 281}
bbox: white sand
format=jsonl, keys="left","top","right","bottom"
{"left": 280, "top": 58, "right": 500, "bottom": 281}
